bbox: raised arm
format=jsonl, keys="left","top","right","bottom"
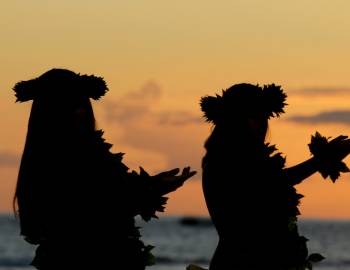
{"left": 284, "top": 157, "right": 318, "bottom": 186}
{"left": 284, "top": 133, "right": 350, "bottom": 186}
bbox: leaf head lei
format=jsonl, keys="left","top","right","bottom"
{"left": 200, "top": 83, "right": 287, "bottom": 124}
{"left": 13, "top": 68, "right": 108, "bottom": 102}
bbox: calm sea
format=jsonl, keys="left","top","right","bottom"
{"left": 1, "top": 214, "right": 350, "bottom": 270}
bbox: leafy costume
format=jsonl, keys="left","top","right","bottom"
{"left": 200, "top": 83, "right": 348, "bottom": 270}
{"left": 261, "top": 143, "right": 324, "bottom": 270}
{"left": 29, "top": 129, "right": 166, "bottom": 269}
{"left": 13, "top": 69, "right": 169, "bottom": 269}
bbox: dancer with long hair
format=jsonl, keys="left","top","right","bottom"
{"left": 13, "top": 68, "right": 196, "bottom": 269}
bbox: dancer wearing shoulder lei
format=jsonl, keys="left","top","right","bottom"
{"left": 200, "top": 83, "right": 350, "bottom": 270}
{"left": 13, "top": 68, "right": 196, "bottom": 270}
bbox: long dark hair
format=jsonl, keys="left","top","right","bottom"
{"left": 200, "top": 82, "right": 287, "bottom": 153}
{"left": 201, "top": 84, "right": 270, "bottom": 166}
{"left": 203, "top": 118, "right": 268, "bottom": 161}
{"left": 13, "top": 96, "right": 96, "bottom": 240}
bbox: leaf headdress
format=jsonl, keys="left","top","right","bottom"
{"left": 13, "top": 68, "right": 108, "bottom": 102}
{"left": 200, "top": 83, "right": 287, "bottom": 124}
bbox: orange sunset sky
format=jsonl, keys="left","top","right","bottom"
{"left": 2, "top": 1, "right": 350, "bottom": 219}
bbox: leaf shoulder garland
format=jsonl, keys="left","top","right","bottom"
{"left": 92, "top": 129, "right": 169, "bottom": 267}
{"left": 262, "top": 143, "right": 324, "bottom": 270}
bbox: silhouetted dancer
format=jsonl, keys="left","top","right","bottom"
{"left": 12, "top": 68, "right": 196, "bottom": 270}
{"left": 200, "top": 83, "right": 350, "bottom": 270}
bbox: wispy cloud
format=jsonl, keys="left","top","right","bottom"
{"left": 157, "top": 111, "right": 201, "bottom": 126}
{"left": 288, "top": 110, "right": 350, "bottom": 125}
{"left": 102, "top": 81, "right": 205, "bottom": 174}
{"left": 104, "top": 81, "right": 201, "bottom": 126}
{"left": 289, "top": 87, "right": 350, "bottom": 96}
{"left": 0, "top": 151, "right": 20, "bottom": 167}
{"left": 104, "top": 81, "right": 160, "bottom": 124}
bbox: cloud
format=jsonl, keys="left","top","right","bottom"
{"left": 289, "top": 87, "right": 350, "bottom": 96}
{"left": 157, "top": 111, "right": 202, "bottom": 126}
{"left": 102, "top": 81, "right": 206, "bottom": 174}
{"left": 0, "top": 151, "right": 20, "bottom": 167}
{"left": 114, "top": 121, "right": 206, "bottom": 172}
{"left": 104, "top": 81, "right": 161, "bottom": 124}
{"left": 123, "top": 81, "right": 162, "bottom": 101}
{"left": 288, "top": 110, "right": 350, "bottom": 125}
{"left": 104, "top": 80, "right": 201, "bottom": 126}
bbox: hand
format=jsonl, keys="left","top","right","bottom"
{"left": 328, "top": 135, "right": 350, "bottom": 161}
{"left": 151, "top": 167, "right": 197, "bottom": 195}
{"left": 309, "top": 132, "right": 350, "bottom": 182}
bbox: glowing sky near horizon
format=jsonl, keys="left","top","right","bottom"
{"left": 2, "top": 1, "right": 350, "bottom": 219}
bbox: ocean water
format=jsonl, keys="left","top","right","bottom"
{"left": 1, "top": 214, "right": 350, "bottom": 270}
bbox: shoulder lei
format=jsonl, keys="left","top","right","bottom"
{"left": 263, "top": 143, "right": 325, "bottom": 269}
{"left": 93, "top": 129, "right": 168, "bottom": 266}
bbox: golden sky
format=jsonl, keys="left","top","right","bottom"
{"left": 2, "top": 1, "right": 350, "bottom": 219}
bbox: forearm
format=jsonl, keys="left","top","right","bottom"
{"left": 284, "top": 157, "right": 318, "bottom": 185}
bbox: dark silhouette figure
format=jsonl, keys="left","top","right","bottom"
{"left": 200, "top": 83, "right": 350, "bottom": 270}
{"left": 13, "top": 68, "right": 196, "bottom": 270}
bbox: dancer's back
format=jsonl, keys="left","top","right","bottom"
{"left": 202, "top": 127, "right": 287, "bottom": 269}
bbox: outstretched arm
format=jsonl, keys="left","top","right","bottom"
{"left": 285, "top": 134, "right": 350, "bottom": 185}
{"left": 284, "top": 157, "right": 318, "bottom": 186}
